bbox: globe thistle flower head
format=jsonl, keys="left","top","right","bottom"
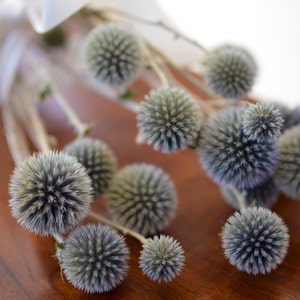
{"left": 221, "top": 178, "right": 279, "bottom": 210}
{"left": 199, "top": 107, "right": 279, "bottom": 189}
{"left": 9, "top": 151, "right": 93, "bottom": 236}
{"left": 274, "top": 125, "right": 300, "bottom": 199}
{"left": 107, "top": 163, "right": 177, "bottom": 236}
{"left": 242, "top": 103, "right": 283, "bottom": 142}
{"left": 61, "top": 224, "right": 129, "bottom": 293}
{"left": 204, "top": 44, "right": 257, "bottom": 99}
{"left": 137, "top": 87, "right": 201, "bottom": 153}
{"left": 64, "top": 137, "right": 117, "bottom": 196}
{"left": 139, "top": 235, "right": 185, "bottom": 282}
{"left": 221, "top": 207, "right": 289, "bottom": 275}
{"left": 83, "top": 23, "right": 143, "bottom": 86}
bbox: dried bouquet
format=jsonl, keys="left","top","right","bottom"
{"left": 1, "top": 0, "right": 299, "bottom": 294}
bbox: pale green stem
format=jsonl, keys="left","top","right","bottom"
{"left": 88, "top": 211, "right": 148, "bottom": 244}
{"left": 227, "top": 185, "right": 247, "bottom": 210}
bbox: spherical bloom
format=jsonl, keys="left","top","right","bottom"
{"left": 107, "top": 164, "right": 177, "bottom": 236}
{"left": 61, "top": 224, "right": 129, "bottom": 293}
{"left": 64, "top": 137, "right": 117, "bottom": 196}
{"left": 204, "top": 44, "right": 257, "bottom": 99}
{"left": 274, "top": 125, "right": 300, "bottom": 199}
{"left": 139, "top": 235, "right": 185, "bottom": 282}
{"left": 83, "top": 23, "right": 143, "bottom": 86}
{"left": 221, "top": 178, "right": 279, "bottom": 210}
{"left": 221, "top": 207, "right": 289, "bottom": 275}
{"left": 9, "top": 151, "right": 93, "bottom": 236}
{"left": 199, "top": 107, "right": 279, "bottom": 189}
{"left": 137, "top": 87, "right": 201, "bottom": 153}
{"left": 242, "top": 103, "right": 283, "bottom": 142}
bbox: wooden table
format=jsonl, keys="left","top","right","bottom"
{"left": 1, "top": 82, "right": 300, "bottom": 300}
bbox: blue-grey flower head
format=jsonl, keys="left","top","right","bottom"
{"left": 137, "top": 87, "right": 201, "bottom": 153}
{"left": 221, "top": 178, "right": 279, "bottom": 210}
{"left": 204, "top": 44, "right": 257, "bottom": 99}
{"left": 274, "top": 125, "right": 300, "bottom": 199}
{"left": 83, "top": 23, "right": 143, "bottom": 86}
{"left": 242, "top": 103, "right": 283, "bottom": 142}
{"left": 64, "top": 137, "right": 117, "bottom": 196}
{"left": 139, "top": 235, "right": 185, "bottom": 282}
{"left": 221, "top": 207, "right": 289, "bottom": 275}
{"left": 9, "top": 151, "right": 93, "bottom": 236}
{"left": 107, "top": 163, "right": 177, "bottom": 236}
{"left": 199, "top": 107, "right": 279, "bottom": 189}
{"left": 61, "top": 224, "right": 129, "bottom": 293}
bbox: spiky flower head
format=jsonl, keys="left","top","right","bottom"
{"left": 107, "top": 163, "right": 177, "bottom": 236}
{"left": 9, "top": 151, "right": 93, "bottom": 236}
{"left": 221, "top": 207, "right": 289, "bottom": 275}
{"left": 83, "top": 23, "right": 143, "bottom": 86}
{"left": 64, "top": 137, "right": 117, "bottom": 196}
{"left": 221, "top": 179, "right": 279, "bottom": 210}
{"left": 204, "top": 44, "right": 257, "bottom": 99}
{"left": 274, "top": 125, "right": 300, "bottom": 199}
{"left": 199, "top": 107, "right": 278, "bottom": 190}
{"left": 137, "top": 87, "right": 201, "bottom": 153}
{"left": 242, "top": 103, "right": 283, "bottom": 142}
{"left": 61, "top": 224, "right": 129, "bottom": 293}
{"left": 139, "top": 235, "right": 184, "bottom": 282}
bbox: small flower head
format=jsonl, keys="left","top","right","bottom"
{"left": 221, "top": 178, "right": 279, "bottom": 210}
{"left": 221, "top": 207, "right": 289, "bottom": 275}
{"left": 199, "top": 107, "right": 278, "bottom": 189}
{"left": 107, "top": 163, "right": 177, "bottom": 236}
{"left": 204, "top": 44, "right": 257, "bottom": 99}
{"left": 139, "top": 235, "right": 185, "bottom": 282}
{"left": 61, "top": 224, "right": 129, "bottom": 293}
{"left": 9, "top": 151, "right": 93, "bottom": 236}
{"left": 138, "top": 87, "right": 201, "bottom": 153}
{"left": 64, "top": 137, "right": 117, "bottom": 196}
{"left": 274, "top": 125, "right": 300, "bottom": 199}
{"left": 83, "top": 23, "right": 143, "bottom": 86}
{"left": 242, "top": 103, "right": 283, "bottom": 142}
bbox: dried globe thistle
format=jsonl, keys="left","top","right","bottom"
{"left": 274, "top": 125, "right": 300, "bottom": 199}
{"left": 107, "top": 163, "right": 177, "bottom": 236}
{"left": 139, "top": 235, "right": 184, "bottom": 282}
{"left": 137, "top": 87, "right": 201, "bottom": 153}
{"left": 9, "top": 151, "right": 93, "bottom": 236}
{"left": 242, "top": 103, "right": 283, "bottom": 142}
{"left": 61, "top": 224, "right": 129, "bottom": 293}
{"left": 204, "top": 44, "right": 257, "bottom": 99}
{"left": 64, "top": 137, "right": 117, "bottom": 196}
{"left": 221, "top": 207, "right": 289, "bottom": 275}
{"left": 83, "top": 23, "right": 143, "bottom": 86}
{"left": 221, "top": 178, "right": 279, "bottom": 210}
{"left": 199, "top": 107, "right": 278, "bottom": 190}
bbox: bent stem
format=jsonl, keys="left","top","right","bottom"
{"left": 88, "top": 210, "right": 148, "bottom": 244}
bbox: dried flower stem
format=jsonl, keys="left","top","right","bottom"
{"left": 227, "top": 185, "right": 247, "bottom": 209}
{"left": 88, "top": 210, "right": 148, "bottom": 244}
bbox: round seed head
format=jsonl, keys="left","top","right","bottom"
{"left": 221, "top": 178, "right": 279, "bottom": 210}
{"left": 64, "top": 137, "right": 117, "bottom": 196}
{"left": 139, "top": 235, "right": 185, "bottom": 282}
{"left": 107, "top": 163, "right": 177, "bottom": 236}
{"left": 138, "top": 87, "right": 201, "bottom": 153}
{"left": 274, "top": 125, "right": 300, "bottom": 199}
{"left": 61, "top": 224, "right": 129, "bottom": 293}
{"left": 83, "top": 23, "right": 143, "bottom": 86}
{"left": 242, "top": 103, "right": 283, "bottom": 142}
{"left": 9, "top": 151, "right": 93, "bottom": 236}
{"left": 204, "top": 44, "right": 257, "bottom": 99}
{"left": 221, "top": 207, "right": 289, "bottom": 275}
{"left": 199, "top": 107, "right": 279, "bottom": 189}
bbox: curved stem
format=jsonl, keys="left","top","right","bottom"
{"left": 227, "top": 185, "right": 247, "bottom": 210}
{"left": 88, "top": 210, "right": 148, "bottom": 244}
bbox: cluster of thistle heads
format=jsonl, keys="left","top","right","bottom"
{"left": 81, "top": 22, "right": 300, "bottom": 275}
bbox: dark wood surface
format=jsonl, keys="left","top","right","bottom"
{"left": 1, "top": 82, "right": 300, "bottom": 300}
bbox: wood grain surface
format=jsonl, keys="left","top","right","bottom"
{"left": 1, "top": 82, "right": 300, "bottom": 300}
